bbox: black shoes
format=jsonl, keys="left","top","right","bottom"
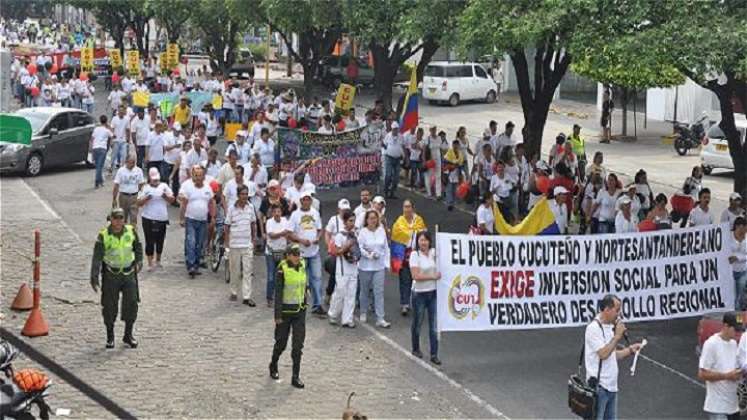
{"left": 412, "top": 350, "right": 423, "bottom": 359}
{"left": 243, "top": 299, "right": 256, "bottom": 307}
{"left": 123, "top": 336, "right": 138, "bottom": 348}
{"left": 106, "top": 338, "right": 115, "bottom": 349}
{"left": 106, "top": 327, "right": 115, "bottom": 349}
{"left": 430, "top": 356, "right": 442, "bottom": 365}
{"left": 269, "top": 363, "right": 279, "bottom": 380}
{"left": 291, "top": 377, "right": 305, "bottom": 389}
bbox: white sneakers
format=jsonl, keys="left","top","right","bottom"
{"left": 359, "top": 314, "right": 367, "bottom": 323}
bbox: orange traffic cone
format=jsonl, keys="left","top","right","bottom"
{"left": 10, "top": 284, "right": 33, "bottom": 311}
{"left": 21, "top": 308, "right": 49, "bottom": 337}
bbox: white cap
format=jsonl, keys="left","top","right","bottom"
{"left": 172, "top": 122, "right": 182, "bottom": 131}
{"left": 236, "top": 130, "right": 247, "bottom": 138}
{"left": 730, "top": 192, "right": 743, "bottom": 201}
{"left": 338, "top": 198, "right": 351, "bottom": 210}
{"left": 372, "top": 196, "right": 386, "bottom": 205}
{"left": 148, "top": 167, "right": 160, "bottom": 180}
{"left": 300, "top": 190, "right": 313, "bottom": 200}
{"left": 536, "top": 161, "right": 550, "bottom": 172}
{"left": 268, "top": 179, "right": 280, "bottom": 189}
{"left": 391, "top": 122, "right": 399, "bottom": 129}
{"left": 553, "top": 186, "right": 569, "bottom": 195}
{"left": 619, "top": 196, "right": 632, "bottom": 205}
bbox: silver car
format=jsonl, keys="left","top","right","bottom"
{"left": 0, "top": 107, "right": 95, "bottom": 176}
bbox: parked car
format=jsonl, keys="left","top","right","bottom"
{"left": 422, "top": 61, "right": 498, "bottom": 107}
{"left": 696, "top": 311, "right": 747, "bottom": 415}
{"left": 228, "top": 49, "right": 255, "bottom": 79}
{"left": 318, "top": 55, "right": 376, "bottom": 88}
{"left": 0, "top": 107, "right": 95, "bottom": 176}
{"left": 700, "top": 119, "right": 746, "bottom": 175}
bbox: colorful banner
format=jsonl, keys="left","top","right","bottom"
{"left": 147, "top": 91, "right": 213, "bottom": 115}
{"left": 108, "top": 49, "right": 122, "bottom": 69}
{"left": 80, "top": 47, "right": 94, "bottom": 72}
{"left": 436, "top": 224, "right": 735, "bottom": 331}
{"left": 277, "top": 127, "right": 381, "bottom": 187}
{"left": 126, "top": 50, "right": 140, "bottom": 77}
{"left": 334, "top": 83, "right": 356, "bottom": 111}
{"left": 167, "top": 43, "right": 180, "bottom": 69}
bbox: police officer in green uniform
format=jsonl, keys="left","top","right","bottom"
{"left": 269, "top": 244, "right": 307, "bottom": 389}
{"left": 90, "top": 208, "right": 143, "bottom": 349}
{"left": 569, "top": 124, "right": 587, "bottom": 181}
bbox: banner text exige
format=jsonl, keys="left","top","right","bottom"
{"left": 436, "top": 224, "right": 735, "bottom": 331}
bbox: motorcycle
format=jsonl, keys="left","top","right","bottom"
{"left": 0, "top": 340, "right": 52, "bottom": 420}
{"left": 673, "top": 114, "right": 709, "bottom": 156}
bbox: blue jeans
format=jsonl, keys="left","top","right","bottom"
{"left": 399, "top": 266, "right": 412, "bottom": 306}
{"left": 409, "top": 159, "right": 421, "bottom": 186}
{"left": 304, "top": 255, "right": 323, "bottom": 310}
{"left": 595, "top": 387, "right": 617, "bottom": 420}
{"left": 411, "top": 290, "right": 438, "bottom": 357}
{"left": 735, "top": 271, "right": 747, "bottom": 310}
{"left": 92, "top": 148, "right": 107, "bottom": 186}
{"left": 446, "top": 182, "right": 457, "bottom": 206}
{"left": 110, "top": 142, "right": 127, "bottom": 170}
{"left": 384, "top": 155, "right": 401, "bottom": 196}
{"left": 83, "top": 102, "right": 94, "bottom": 114}
{"left": 185, "top": 218, "right": 207, "bottom": 272}
{"left": 265, "top": 253, "right": 278, "bottom": 301}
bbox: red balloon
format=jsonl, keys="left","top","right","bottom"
{"left": 27, "top": 63, "right": 37, "bottom": 75}
{"left": 111, "top": 72, "right": 120, "bottom": 83}
{"left": 79, "top": 72, "right": 88, "bottom": 81}
{"left": 456, "top": 181, "right": 470, "bottom": 199}
{"left": 171, "top": 68, "right": 180, "bottom": 76}
{"left": 336, "top": 121, "right": 346, "bottom": 131}
{"left": 424, "top": 159, "right": 436, "bottom": 170}
{"left": 29, "top": 86, "right": 40, "bottom": 97}
{"left": 536, "top": 176, "right": 550, "bottom": 194}
{"left": 638, "top": 220, "right": 657, "bottom": 232}
{"left": 288, "top": 118, "right": 297, "bottom": 128}
{"left": 50, "top": 64, "right": 59, "bottom": 74}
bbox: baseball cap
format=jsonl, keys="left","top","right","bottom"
{"left": 268, "top": 179, "right": 280, "bottom": 189}
{"left": 553, "top": 186, "right": 569, "bottom": 196}
{"left": 391, "top": 121, "right": 399, "bottom": 130}
{"left": 286, "top": 243, "right": 301, "bottom": 255}
{"left": 723, "top": 312, "right": 745, "bottom": 331}
{"left": 730, "top": 192, "right": 743, "bottom": 201}
{"left": 148, "top": 167, "right": 160, "bottom": 181}
{"left": 300, "top": 190, "right": 313, "bottom": 200}
{"left": 619, "top": 196, "right": 632, "bottom": 205}
{"left": 536, "top": 161, "right": 550, "bottom": 173}
{"left": 110, "top": 208, "right": 125, "bottom": 218}
{"left": 372, "top": 196, "right": 386, "bottom": 205}
{"left": 338, "top": 199, "right": 351, "bottom": 210}
{"left": 172, "top": 122, "right": 182, "bottom": 131}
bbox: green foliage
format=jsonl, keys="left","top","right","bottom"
{"left": 0, "top": 0, "right": 54, "bottom": 21}
{"left": 245, "top": 43, "right": 267, "bottom": 62}
{"left": 147, "top": 0, "right": 194, "bottom": 42}
{"left": 190, "top": 0, "right": 258, "bottom": 71}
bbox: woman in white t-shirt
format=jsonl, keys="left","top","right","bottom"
{"left": 264, "top": 203, "right": 290, "bottom": 306}
{"left": 356, "top": 209, "right": 391, "bottom": 328}
{"left": 409, "top": 231, "right": 441, "bottom": 365}
{"left": 476, "top": 193, "right": 495, "bottom": 234}
{"left": 137, "top": 168, "right": 176, "bottom": 271}
{"left": 589, "top": 173, "right": 621, "bottom": 234}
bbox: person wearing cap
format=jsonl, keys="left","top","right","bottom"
{"left": 730, "top": 217, "right": 747, "bottom": 310}
{"left": 113, "top": 154, "right": 145, "bottom": 227}
{"left": 90, "top": 207, "right": 144, "bottom": 349}
{"left": 269, "top": 243, "right": 308, "bottom": 389}
{"left": 179, "top": 166, "right": 216, "bottom": 277}
{"left": 568, "top": 124, "right": 587, "bottom": 181}
{"left": 327, "top": 210, "right": 359, "bottom": 328}
{"left": 699, "top": 312, "right": 743, "bottom": 419}
{"left": 550, "top": 186, "right": 570, "bottom": 234}
{"left": 383, "top": 122, "right": 405, "bottom": 199}
{"left": 174, "top": 95, "right": 192, "bottom": 130}
{"left": 722, "top": 193, "right": 745, "bottom": 229}
{"left": 227, "top": 129, "right": 252, "bottom": 166}
{"left": 288, "top": 190, "right": 325, "bottom": 315}
{"left": 616, "top": 184, "right": 641, "bottom": 217}
{"left": 137, "top": 167, "right": 175, "bottom": 271}
{"left": 224, "top": 184, "right": 258, "bottom": 306}
{"left": 369, "top": 195, "right": 389, "bottom": 232}
{"left": 614, "top": 196, "right": 639, "bottom": 234}
{"left": 688, "top": 188, "right": 715, "bottom": 227}
{"left": 323, "top": 198, "right": 352, "bottom": 305}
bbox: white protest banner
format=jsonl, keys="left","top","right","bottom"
{"left": 436, "top": 224, "right": 735, "bottom": 331}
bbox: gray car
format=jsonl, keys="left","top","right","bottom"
{"left": 0, "top": 107, "right": 95, "bottom": 176}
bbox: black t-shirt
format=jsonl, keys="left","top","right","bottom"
{"left": 259, "top": 197, "right": 291, "bottom": 219}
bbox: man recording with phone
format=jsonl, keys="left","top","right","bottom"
{"left": 700, "top": 312, "right": 743, "bottom": 420}
{"left": 584, "top": 294, "right": 643, "bottom": 420}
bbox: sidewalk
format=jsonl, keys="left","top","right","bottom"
{"left": 0, "top": 176, "right": 493, "bottom": 418}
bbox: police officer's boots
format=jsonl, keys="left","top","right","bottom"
{"left": 123, "top": 322, "right": 138, "bottom": 348}
{"left": 291, "top": 358, "right": 304, "bottom": 389}
{"left": 105, "top": 324, "right": 115, "bottom": 349}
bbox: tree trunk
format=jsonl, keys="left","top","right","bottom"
{"left": 415, "top": 38, "right": 439, "bottom": 84}
{"left": 302, "top": 62, "right": 315, "bottom": 97}
{"left": 620, "top": 86, "right": 629, "bottom": 137}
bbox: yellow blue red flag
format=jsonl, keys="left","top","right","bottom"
{"left": 493, "top": 197, "right": 560, "bottom": 235}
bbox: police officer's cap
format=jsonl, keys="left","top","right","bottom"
{"left": 286, "top": 243, "right": 301, "bottom": 255}
{"left": 110, "top": 208, "right": 126, "bottom": 218}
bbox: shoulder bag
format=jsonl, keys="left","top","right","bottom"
{"left": 568, "top": 320, "right": 604, "bottom": 419}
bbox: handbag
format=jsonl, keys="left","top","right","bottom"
{"left": 568, "top": 320, "right": 603, "bottom": 419}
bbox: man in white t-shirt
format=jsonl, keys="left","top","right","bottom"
{"left": 327, "top": 210, "right": 358, "bottom": 327}
{"left": 700, "top": 312, "right": 742, "bottom": 419}
{"left": 130, "top": 109, "right": 151, "bottom": 169}
{"left": 584, "top": 295, "right": 642, "bottom": 420}
{"left": 689, "top": 188, "right": 715, "bottom": 227}
{"left": 108, "top": 86, "right": 126, "bottom": 115}
{"left": 252, "top": 127, "right": 276, "bottom": 172}
{"left": 109, "top": 106, "right": 131, "bottom": 173}
{"left": 146, "top": 121, "right": 166, "bottom": 179}
{"left": 91, "top": 115, "right": 114, "bottom": 189}
{"left": 224, "top": 183, "right": 257, "bottom": 306}
{"left": 550, "top": 186, "right": 569, "bottom": 234}
{"left": 615, "top": 196, "right": 639, "bottom": 234}
{"left": 289, "top": 190, "right": 324, "bottom": 314}
{"left": 113, "top": 155, "right": 145, "bottom": 226}
{"left": 179, "top": 167, "right": 216, "bottom": 277}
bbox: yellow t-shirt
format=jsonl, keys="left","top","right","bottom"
{"left": 174, "top": 105, "right": 191, "bottom": 126}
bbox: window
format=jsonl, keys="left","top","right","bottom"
{"left": 474, "top": 65, "right": 488, "bottom": 79}
{"left": 444, "top": 66, "right": 462, "bottom": 78}
{"left": 72, "top": 113, "right": 94, "bottom": 127}
{"left": 46, "top": 113, "right": 71, "bottom": 133}
{"left": 458, "top": 65, "right": 473, "bottom": 77}
{"left": 425, "top": 65, "right": 445, "bottom": 77}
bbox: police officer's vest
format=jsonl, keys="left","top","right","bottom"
{"left": 279, "top": 259, "right": 307, "bottom": 313}
{"left": 100, "top": 225, "right": 136, "bottom": 272}
{"left": 569, "top": 135, "right": 585, "bottom": 157}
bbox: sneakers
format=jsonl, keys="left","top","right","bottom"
{"left": 359, "top": 314, "right": 367, "bottom": 323}
{"left": 342, "top": 322, "right": 355, "bottom": 328}
{"left": 328, "top": 317, "right": 339, "bottom": 325}
{"left": 376, "top": 319, "right": 391, "bottom": 328}
{"left": 243, "top": 299, "right": 256, "bottom": 307}
{"left": 401, "top": 305, "right": 410, "bottom": 316}
{"left": 430, "top": 356, "right": 442, "bottom": 365}
{"left": 412, "top": 350, "right": 423, "bottom": 359}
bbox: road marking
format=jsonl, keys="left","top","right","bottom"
{"left": 360, "top": 323, "right": 511, "bottom": 420}
{"left": 20, "top": 179, "right": 84, "bottom": 244}
{"left": 639, "top": 353, "right": 705, "bottom": 389}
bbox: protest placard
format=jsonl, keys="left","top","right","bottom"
{"left": 108, "top": 49, "right": 122, "bottom": 69}
{"left": 80, "top": 47, "right": 94, "bottom": 72}
{"left": 436, "top": 224, "right": 735, "bottom": 331}
{"left": 126, "top": 50, "right": 140, "bottom": 77}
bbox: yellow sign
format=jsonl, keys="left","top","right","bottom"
{"left": 166, "top": 43, "right": 180, "bottom": 69}
{"left": 159, "top": 52, "right": 169, "bottom": 73}
{"left": 133, "top": 91, "right": 150, "bottom": 108}
{"left": 108, "top": 49, "right": 122, "bottom": 69}
{"left": 80, "top": 47, "right": 94, "bottom": 72}
{"left": 126, "top": 50, "right": 140, "bottom": 77}
{"left": 211, "top": 94, "right": 223, "bottom": 110}
{"left": 334, "top": 83, "right": 356, "bottom": 111}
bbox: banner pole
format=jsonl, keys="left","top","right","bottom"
{"left": 435, "top": 224, "right": 442, "bottom": 340}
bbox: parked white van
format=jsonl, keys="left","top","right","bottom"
{"left": 422, "top": 61, "right": 498, "bottom": 106}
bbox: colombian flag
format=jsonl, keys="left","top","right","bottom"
{"left": 494, "top": 197, "right": 560, "bottom": 235}
{"left": 399, "top": 65, "right": 418, "bottom": 134}
{"left": 390, "top": 214, "right": 427, "bottom": 273}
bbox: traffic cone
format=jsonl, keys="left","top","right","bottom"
{"left": 10, "top": 284, "right": 33, "bottom": 311}
{"left": 21, "top": 308, "right": 48, "bottom": 337}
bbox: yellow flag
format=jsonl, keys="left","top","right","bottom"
{"left": 108, "top": 49, "right": 122, "bottom": 69}
{"left": 334, "top": 83, "right": 356, "bottom": 111}
{"left": 133, "top": 91, "right": 150, "bottom": 108}
{"left": 167, "top": 43, "right": 180, "bottom": 69}
{"left": 212, "top": 94, "right": 223, "bottom": 109}
{"left": 80, "top": 47, "right": 94, "bottom": 72}
{"left": 126, "top": 50, "right": 140, "bottom": 77}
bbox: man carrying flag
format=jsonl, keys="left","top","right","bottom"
{"left": 399, "top": 64, "right": 419, "bottom": 134}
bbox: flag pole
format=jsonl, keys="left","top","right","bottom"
{"left": 435, "top": 223, "right": 442, "bottom": 341}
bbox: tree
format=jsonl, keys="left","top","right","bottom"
{"left": 148, "top": 0, "right": 193, "bottom": 43}
{"left": 190, "top": 0, "right": 257, "bottom": 73}
{"left": 62, "top": 0, "right": 130, "bottom": 55}
{"left": 261, "top": 0, "right": 343, "bottom": 95}
{"left": 654, "top": 0, "right": 747, "bottom": 197}
{"left": 344, "top": 0, "right": 462, "bottom": 110}
{"left": 1, "top": 0, "right": 53, "bottom": 21}
{"left": 125, "top": 0, "right": 154, "bottom": 56}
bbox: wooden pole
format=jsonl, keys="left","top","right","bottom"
{"left": 264, "top": 24, "right": 271, "bottom": 86}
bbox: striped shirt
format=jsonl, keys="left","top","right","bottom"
{"left": 225, "top": 203, "right": 256, "bottom": 248}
